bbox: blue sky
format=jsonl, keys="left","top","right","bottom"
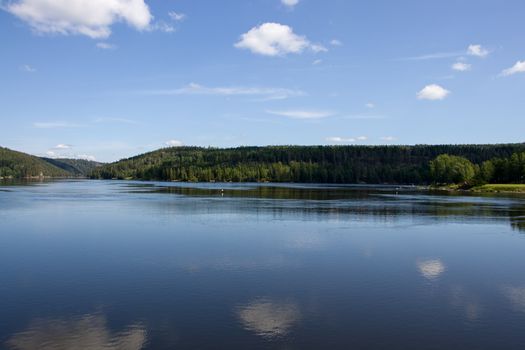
{"left": 1, "top": 0, "right": 524, "bottom": 162}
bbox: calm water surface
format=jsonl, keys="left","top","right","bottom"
{"left": 1, "top": 180, "right": 525, "bottom": 349}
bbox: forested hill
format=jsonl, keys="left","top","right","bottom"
{"left": 41, "top": 158, "right": 102, "bottom": 176}
{"left": 90, "top": 144, "right": 525, "bottom": 184}
{"left": 0, "top": 147, "right": 70, "bottom": 178}
{"left": 0, "top": 147, "right": 101, "bottom": 178}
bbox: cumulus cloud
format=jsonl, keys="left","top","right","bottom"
{"left": 452, "top": 62, "right": 471, "bottom": 71}
{"left": 5, "top": 0, "right": 153, "bottom": 39}
{"left": 143, "top": 83, "right": 304, "bottom": 100}
{"left": 417, "top": 84, "right": 450, "bottom": 100}
{"left": 501, "top": 61, "right": 525, "bottom": 77}
{"left": 165, "top": 140, "right": 183, "bottom": 147}
{"left": 380, "top": 136, "right": 396, "bottom": 141}
{"left": 365, "top": 102, "right": 375, "bottom": 109}
{"left": 235, "top": 23, "right": 325, "bottom": 56}
{"left": 237, "top": 299, "right": 300, "bottom": 339}
{"left": 266, "top": 109, "right": 334, "bottom": 119}
{"left": 467, "top": 44, "right": 489, "bottom": 57}
{"left": 330, "top": 39, "right": 342, "bottom": 46}
{"left": 54, "top": 144, "right": 72, "bottom": 149}
{"left": 281, "top": 0, "right": 299, "bottom": 8}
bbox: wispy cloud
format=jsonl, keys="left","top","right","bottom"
{"left": 20, "top": 64, "right": 36, "bottom": 72}
{"left": 398, "top": 44, "right": 490, "bottom": 61}
{"left": 342, "top": 114, "right": 386, "bottom": 120}
{"left": 380, "top": 136, "right": 397, "bottom": 142}
{"left": 398, "top": 51, "right": 464, "bottom": 61}
{"left": 53, "top": 144, "right": 72, "bottom": 150}
{"left": 266, "top": 109, "right": 335, "bottom": 119}
{"left": 33, "top": 122, "right": 86, "bottom": 129}
{"left": 96, "top": 42, "right": 116, "bottom": 50}
{"left": 141, "top": 83, "right": 305, "bottom": 100}
{"left": 93, "top": 117, "right": 139, "bottom": 125}
{"left": 330, "top": 39, "right": 343, "bottom": 46}
{"left": 281, "top": 0, "right": 299, "bottom": 9}
{"left": 168, "top": 11, "right": 186, "bottom": 21}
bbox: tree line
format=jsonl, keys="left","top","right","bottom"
{"left": 89, "top": 144, "right": 525, "bottom": 184}
{"left": 430, "top": 152, "right": 525, "bottom": 185}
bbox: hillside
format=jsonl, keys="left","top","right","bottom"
{"left": 90, "top": 144, "right": 525, "bottom": 184}
{"left": 0, "top": 147, "right": 70, "bottom": 178}
{"left": 41, "top": 158, "right": 102, "bottom": 176}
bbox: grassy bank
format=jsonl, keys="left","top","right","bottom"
{"left": 470, "top": 184, "right": 525, "bottom": 193}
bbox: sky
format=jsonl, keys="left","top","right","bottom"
{"left": 1, "top": 0, "right": 524, "bottom": 162}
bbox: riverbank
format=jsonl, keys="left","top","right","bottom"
{"left": 433, "top": 184, "right": 525, "bottom": 194}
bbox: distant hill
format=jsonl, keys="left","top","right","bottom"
{"left": 41, "top": 158, "right": 102, "bottom": 176}
{"left": 0, "top": 147, "right": 70, "bottom": 178}
{"left": 0, "top": 147, "right": 102, "bottom": 178}
{"left": 90, "top": 144, "right": 525, "bottom": 184}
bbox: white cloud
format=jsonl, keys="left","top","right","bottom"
{"left": 326, "top": 136, "right": 367, "bottom": 143}
{"left": 281, "top": 0, "right": 299, "bottom": 8}
{"left": 312, "top": 59, "right": 323, "bottom": 65}
{"left": 20, "top": 64, "right": 36, "bottom": 72}
{"left": 235, "top": 23, "right": 325, "bottom": 56}
{"left": 400, "top": 51, "right": 463, "bottom": 61}
{"left": 330, "top": 39, "right": 342, "bottom": 46}
{"left": 5, "top": 0, "right": 152, "bottom": 39}
{"left": 326, "top": 136, "right": 356, "bottom": 143}
{"left": 77, "top": 154, "right": 97, "bottom": 161}
{"left": 467, "top": 44, "right": 489, "bottom": 58}
{"left": 365, "top": 103, "right": 375, "bottom": 109}
{"left": 310, "top": 43, "right": 328, "bottom": 53}
{"left": 417, "top": 84, "right": 450, "bottom": 100}
{"left": 266, "top": 109, "right": 334, "bottom": 119}
{"left": 417, "top": 259, "right": 445, "bottom": 280}
{"left": 165, "top": 140, "right": 183, "bottom": 147}
{"left": 149, "top": 21, "right": 175, "bottom": 33}
{"left": 168, "top": 11, "right": 186, "bottom": 21}
{"left": 54, "top": 144, "right": 72, "bottom": 149}
{"left": 452, "top": 62, "right": 471, "bottom": 71}
{"left": 380, "top": 136, "right": 396, "bottom": 141}
{"left": 143, "top": 83, "right": 304, "bottom": 100}
{"left": 501, "top": 61, "right": 525, "bottom": 77}
{"left": 96, "top": 42, "right": 116, "bottom": 50}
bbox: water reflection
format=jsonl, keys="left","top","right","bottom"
{"left": 6, "top": 314, "right": 146, "bottom": 350}
{"left": 417, "top": 259, "right": 446, "bottom": 280}
{"left": 237, "top": 299, "right": 300, "bottom": 339}
{"left": 502, "top": 286, "right": 525, "bottom": 312}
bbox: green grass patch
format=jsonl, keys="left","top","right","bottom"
{"left": 471, "top": 184, "right": 525, "bottom": 193}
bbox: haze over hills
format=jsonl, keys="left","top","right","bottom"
{"left": 0, "top": 147, "right": 101, "bottom": 178}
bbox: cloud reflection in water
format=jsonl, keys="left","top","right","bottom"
{"left": 237, "top": 299, "right": 300, "bottom": 339}
{"left": 417, "top": 259, "right": 446, "bottom": 280}
{"left": 6, "top": 314, "right": 146, "bottom": 350}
